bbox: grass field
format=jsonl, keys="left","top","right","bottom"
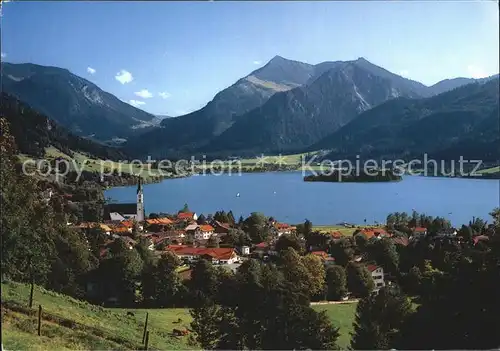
{"left": 312, "top": 303, "right": 357, "bottom": 348}
{"left": 1, "top": 281, "right": 193, "bottom": 350}
{"left": 1, "top": 281, "right": 357, "bottom": 350}
{"left": 28, "top": 147, "right": 168, "bottom": 182}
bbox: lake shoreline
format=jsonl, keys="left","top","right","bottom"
{"left": 105, "top": 172, "right": 498, "bottom": 227}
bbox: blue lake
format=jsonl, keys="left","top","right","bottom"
{"left": 105, "top": 173, "right": 499, "bottom": 226}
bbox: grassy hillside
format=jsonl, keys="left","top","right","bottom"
{"left": 1, "top": 281, "right": 194, "bottom": 350}
{"left": 1, "top": 281, "right": 356, "bottom": 350}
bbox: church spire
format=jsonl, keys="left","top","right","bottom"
{"left": 137, "top": 177, "right": 143, "bottom": 194}
{"left": 136, "top": 178, "right": 145, "bottom": 222}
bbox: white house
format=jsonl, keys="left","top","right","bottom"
{"left": 191, "top": 225, "right": 215, "bottom": 241}
{"left": 185, "top": 223, "right": 216, "bottom": 241}
{"left": 367, "top": 265, "right": 385, "bottom": 290}
{"left": 167, "top": 246, "right": 239, "bottom": 265}
{"left": 240, "top": 246, "right": 250, "bottom": 255}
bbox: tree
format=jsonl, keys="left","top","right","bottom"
{"left": 305, "top": 231, "right": 331, "bottom": 251}
{"left": 489, "top": 207, "right": 500, "bottom": 228}
{"left": 346, "top": 262, "right": 375, "bottom": 298}
{"left": 227, "top": 210, "right": 236, "bottom": 226}
{"left": 221, "top": 228, "right": 251, "bottom": 247}
{"left": 351, "top": 285, "right": 412, "bottom": 350}
{"left": 190, "top": 256, "right": 340, "bottom": 350}
{"left": 155, "top": 252, "right": 182, "bottom": 307}
{"left": 325, "top": 265, "right": 347, "bottom": 301}
{"left": 297, "top": 219, "right": 313, "bottom": 240}
{"left": 396, "top": 249, "right": 500, "bottom": 350}
{"left": 301, "top": 254, "right": 326, "bottom": 299}
{"left": 275, "top": 234, "right": 303, "bottom": 254}
{"left": 197, "top": 214, "right": 207, "bottom": 225}
{"left": 329, "top": 237, "right": 355, "bottom": 266}
{"left": 354, "top": 232, "right": 368, "bottom": 252}
{"left": 97, "top": 242, "right": 143, "bottom": 306}
{"left": 190, "top": 259, "right": 218, "bottom": 303}
{"left": 1, "top": 119, "right": 58, "bottom": 283}
{"left": 48, "top": 226, "right": 97, "bottom": 298}
{"left": 457, "top": 224, "right": 473, "bottom": 242}
{"left": 279, "top": 248, "right": 312, "bottom": 298}
{"left": 366, "top": 238, "right": 400, "bottom": 275}
{"left": 179, "top": 203, "right": 190, "bottom": 213}
{"left": 84, "top": 226, "right": 107, "bottom": 259}
{"left": 135, "top": 237, "right": 155, "bottom": 266}
{"left": 242, "top": 212, "right": 270, "bottom": 243}
{"left": 206, "top": 236, "right": 220, "bottom": 248}
{"left": 190, "top": 302, "right": 226, "bottom": 349}
{"left": 214, "top": 211, "right": 230, "bottom": 223}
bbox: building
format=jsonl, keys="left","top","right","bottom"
{"left": 75, "top": 222, "right": 112, "bottom": 235}
{"left": 435, "top": 230, "right": 458, "bottom": 239}
{"left": 177, "top": 212, "right": 198, "bottom": 221}
{"left": 273, "top": 222, "right": 296, "bottom": 237}
{"left": 311, "top": 251, "right": 336, "bottom": 266}
{"left": 412, "top": 227, "right": 428, "bottom": 239}
{"left": 330, "top": 231, "right": 343, "bottom": 240}
{"left": 360, "top": 228, "right": 390, "bottom": 239}
{"left": 213, "top": 221, "right": 231, "bottom": 235}
{"left": 196, "top": 225, "right": 215, "bottom": 240}
{"left": 367, "top": 264, "right": 385, "bottom": 290}
{"left": 240, "top": 246, "right": 250, "bottom": 255}
{"left": 167, "top": 245, "right": 239, "bottom": 265}
{"left": 103, "top": 180, "right": 145, "bottom": 222}
{"left": 145, "top": 217, "right": 173, "bottom": 231}
{"left": 185, "top": 224, "right": 215, "bottom": 240}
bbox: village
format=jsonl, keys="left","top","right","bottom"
{"left": 69, "top": 181, "right": 473, "bottom": 301}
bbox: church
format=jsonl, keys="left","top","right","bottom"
{"left": 103, "top": 179, "right": 145, "bottom": 222}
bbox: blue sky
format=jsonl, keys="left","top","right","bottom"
{"left": 1, "top": 1, "right": 498, "bottom": 116}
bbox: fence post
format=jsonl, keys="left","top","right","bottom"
{"left": 37, "top": 305, "right": 42, "bottom": 336}
{"left": 144, "top": 331, "right": 150, "bottom": 350}
{"left": 142, "top": 312, "right": 149, "bottom": 344}
{"left": 29, "top": 279, "right": 34, "bottom": 308}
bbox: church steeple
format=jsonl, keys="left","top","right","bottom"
{"left": 137, "top": 178, "right": 143, "bottom": 194}
{"left": 136, "top": 178, "right": 145, "bottom": 222}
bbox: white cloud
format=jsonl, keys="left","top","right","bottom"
{"left": 253, "top": 60, "right": 262, "bottom": 65}
{"left": 399, "top": 69, "right": 409, "bottom": 77}
{"left": 115, "top": 70, "right": 134, "bottom": 84}
{"left": 467, "top": 64, "right": 488, "bottom": 79}
{"left": 175, "top": 109, "right": 187, "bottom": 116}
{"left": 1, "top": 52, "right": 6, "bottom": 59}
{"left": 129, "top": 100, "right": 146, "bottom": 107}
{"left": 158, "top": 91, "right": 171, "bottom": 99}
{"left": 134, "top": 89, "right": 153, "bottom": 98}
{"left": 87, "top": 67, "right": 96, "bottom": 75}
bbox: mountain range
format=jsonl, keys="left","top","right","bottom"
{"left": 1, "top": 57, "right": 498, "bottom": 161}
{"left": 125, "top": 56, "right": 497, "bottom": 158}
{"left": 1, "top": 93, "right": 126, "bottom": 161}
{"left": 313, "top": 78, "right": 499, "bottom": 162}
{"left": 1, "top": 62, "right": 160, "bottom": 142}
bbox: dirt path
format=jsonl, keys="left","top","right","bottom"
{"left": 310, "top": 299, "right": 359, "bottom": 306}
